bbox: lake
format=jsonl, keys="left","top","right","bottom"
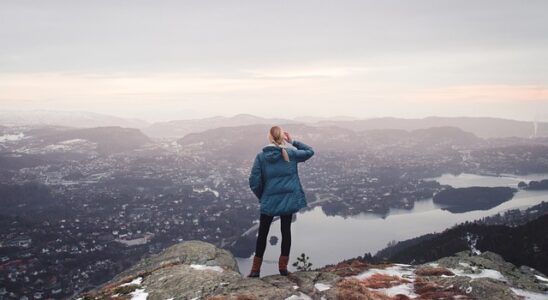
{"left": 235, "top": 173, "right": 548, "bottom": 276}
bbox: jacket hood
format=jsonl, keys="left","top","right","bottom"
{"left": 262, "top": 144, "right": 283, "bottom": 162}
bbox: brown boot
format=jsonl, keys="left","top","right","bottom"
{"left": 279, "top": 255, "right": 290, "bottom": 276}
{"left": 247, "top": 256, "right": 262, "bottom": 278}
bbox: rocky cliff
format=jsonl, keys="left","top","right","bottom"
{"left": 79, "top": 240, "right": 548, "bottom": 300}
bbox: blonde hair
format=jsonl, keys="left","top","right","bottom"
{"left": 268, "top": 126, "right": 290, "bottom": 162}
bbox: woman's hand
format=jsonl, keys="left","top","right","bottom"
{"left": 283, "top": 131, "right": 293, "bottom": 143}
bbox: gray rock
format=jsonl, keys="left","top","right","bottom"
{"left": 91, "top": 240, "right": 341, "bottom": 300}
{"left": 111, "top": 240, "right": 239, "bottom": 282}
{"left": 85, "top": 241, "right": 546, "bottom": 300}
{"left": 208, "top": 272, "right": 342, "bottom": 300}
{"left": 261, "top": 271, "right": 341, "bottom": 300}
{"left": 142, "top": 264, "right": 242, "bottom": 300}
{"left": 213, "top": 276, "right": 296, "bottom": 300}
{"left": 435, "top": 276, "right": 522, "bottom": 300}
{"left": 434, "top": 251, "right": 547, "bottom": 293}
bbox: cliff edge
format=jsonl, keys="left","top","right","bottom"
{"left": 79, "top": 240, "right": 548, "bottom": 300}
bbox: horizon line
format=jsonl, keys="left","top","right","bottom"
{"left": 0, "top": 108, "right": 545, "bottom": 124}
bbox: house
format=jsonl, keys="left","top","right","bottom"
{"left": 4, "top": 236, "right": 32, "bottom": 248}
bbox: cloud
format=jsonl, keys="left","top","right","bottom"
{"left": 408, "top": 85, "right": 548, "bottom": 103}
{"left": 243, "top": 66, "right": 367, "bottom": 79}
{"left": 0, "top": 72, "right": 293, "bottom": 101}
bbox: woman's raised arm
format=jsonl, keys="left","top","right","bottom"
{"left": 291, "top": 140, "right": 314, "bottom": 163}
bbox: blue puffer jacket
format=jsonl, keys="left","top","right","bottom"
{"left": 249, "top": 139, "right": 315, "bottom": 216}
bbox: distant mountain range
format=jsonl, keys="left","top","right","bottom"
{"left": 1, "top": 111, "right": 546, "bottom": 139}
{"left": 315, "top": 116, "right": 546, "bottom": 139}
{"left": 153, "top": 115, "right": 546, "bottom": 139}
{"left": 0, "top": 110, "right": 149, "bottom": 129}
{"left": 143, "top": 114, "right": 298, "bottom": 138}
{"left": 177, "top": 123, "right": 482, "bottom": 161}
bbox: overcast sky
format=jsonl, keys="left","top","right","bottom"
{"left": 1, "top": 0, "right": 547, "bottom": 121}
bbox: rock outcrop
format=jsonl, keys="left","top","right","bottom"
{"left": 79, "top": 241, "right": 548, "bottom": 300}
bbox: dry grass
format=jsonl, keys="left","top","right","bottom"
{"left": 335, "top": 277, "right": 407, "bottom": 300}
{"left": 321, "top": 259, "right": 392, "bottom": 277}
{"left": 360, "top": 273, "right": 411, "bottom": 289}
{"left": 112, "top": 285, "right": 138, "bottom": 295}
{"left": 413, "top": 277, "right": 472, "bottom": 300}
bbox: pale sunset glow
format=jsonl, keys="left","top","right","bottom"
{"left": 1, "top": 1, "right": 547, "bottom": 121}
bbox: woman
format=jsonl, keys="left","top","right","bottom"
{"left": 247, "top": 125, "right": 315, "bottom": 277}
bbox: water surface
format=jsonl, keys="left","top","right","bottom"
{"left": 236, "top": 173, "right": 548, "bottom": 276}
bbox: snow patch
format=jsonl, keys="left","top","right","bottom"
{"left": 189, "top": 264, "right": 223, "bottom": 272}
{"left": 376, "top": 283, "right": 418, "bottom": 298}
{"left": 394, "top": 263, "right": 412, "bottom": 267}
{"left": 0, "top": 133, "right": 24, "bottom": 142}
{"left": 465, "top": 233, "right": 481, "bottom": 255}
{"left": 193, "top": 187, "right": 219, "bottom": 197}
{"left": 354, "top": 264, "right": 418, "bottom": 298}
{"left": 458, "top": 262, "right": 478, "bottom": 271}
{"left": 130, "top": 288, "right": 148, "bottom": 300}
{"left": 535, "top": 275, "right": 548, "bottom": 282}
{"left": 355, "top": 265, "right": 415, "bottom": 280}
{"left": 510, "top": 288, "right": 548, "bottom": 300}
{"left": 449, "top": 267, "right": 506, "bottom": 282}
{"left": 314, "top": 283, "right": 331, "bottom": 291}
{"left": 60, "top": 138, "right": 88, "bottom": 144}
{"left": 285, "top": 292, "right": 313, "bottom": 300}
{"left": 121, "top": 277, "right": 143, "bottom": 286}
{"left": 44, "top": 144, "right": 71, "bottom": 151}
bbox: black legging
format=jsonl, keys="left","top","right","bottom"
{"left": 254, "top": 213, "right": 292, "bottom": 258}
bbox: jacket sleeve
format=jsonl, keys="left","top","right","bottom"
{"left": 248, "top": 154, "right": 264, "bottom": 200}
{"left": 291, "top": 139, "right": 315, "bottom": 163}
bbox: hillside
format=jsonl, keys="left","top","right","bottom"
{"left": 375, "top": 214, "right": 548, "bottom": 276}
{"left": 25, "top": 126, "right": 151, "bottom": 154}
{"left": 315, "top": 116, "right": 547, "bottom": 139}
{"left": 147, "top": 115, "right": 547, "bottom": 139}
{"left": 521, "top": 179, "right": 548, "bottom": 190}
{"left": 177, "top": 123, "right": 482, "bottom": 160}
{"left": 80, "top": 241, "right": 547, "bottom": 300}
{"left": 144, "top": 114, "right": 297, "bottom": 138}
{"left": 0, "top": 110, "right": 148, "bottom": 128}
{"left": 3, "top": 113, "right": 545, "bottom": 139}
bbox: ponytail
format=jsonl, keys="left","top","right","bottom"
{"left": 281, "top": 147, "right": 289, "bottom": 162}
{"left": 268, "top": 126, "right": 290, "bottom": 162}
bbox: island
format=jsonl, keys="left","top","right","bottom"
{"left": 518, "top": 179, "right": 548, "bottom": 190}
{"left": 433, "top": 186, "right": 517, "bottom": 213}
